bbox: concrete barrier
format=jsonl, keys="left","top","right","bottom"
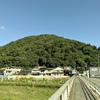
{"left": 48, "top": 75, "right": 75, "bottom": 100}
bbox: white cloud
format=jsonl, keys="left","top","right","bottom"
{"left": 0, "top": 26, "right": 5, "bottom": 30}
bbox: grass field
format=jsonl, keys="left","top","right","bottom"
{"left": 0, "top": 77, "right": 69, "bottom": 100}
{"left": 0, "top": 85, "right": 57, "bottom": 100}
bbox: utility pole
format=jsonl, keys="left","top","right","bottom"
{"left": 85, "top": 62, "right": 87, "bottom": 76}
{"left": 73, "top": 61, "right": 76, "bottom": 75}
{"left": 98, "top": 56, "right": 100, "bottom": 67}
{"left": 74, "top": 62, "right": 76, "bottom": 70}
{"left": 97, "top": 55, "right": 100, "bottom": 76}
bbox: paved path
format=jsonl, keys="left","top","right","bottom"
{"left": 68, "top": 76, "right": 86, "bottom": 100}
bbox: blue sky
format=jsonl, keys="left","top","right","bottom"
{"left": 0, "top": 0, "right": 100, "bottom": 47}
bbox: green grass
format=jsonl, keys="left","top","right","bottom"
{"left": 0, "top": 77, "right": 69, "bottom": 100}
{"left": 0, "top": 86, "right": 57, "bottom": 100}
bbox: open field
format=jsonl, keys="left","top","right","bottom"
{"left": 0, "top": 77, "right": 69, "bottom": 100}
{"left": 0, "top": 85, "right": 57, "bottom": 100}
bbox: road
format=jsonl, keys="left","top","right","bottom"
{"left": 68, "top": 76, "right": 97, "bottom": 100}
{"left": 82, "top": 77, "right": 100, "bottom": 94}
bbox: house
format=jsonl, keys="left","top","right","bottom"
{"left": 4, "top": 66, "right": 22, "bottom": 76}
{"left": 44, "top": 67, "right": 64, "bottom": 76}
{"left": 33, "top": 66, "right": 47, "bottom": 75}
{"left": 31, "top": 68, "right": 41, "bottom": 75}
{"left": 63, "top": 66, "right": 73, "bottom": 76}
{"left": 51, "top": 67, "right": 64, "bottom": 75}
{"left": 0, "top": 68, "right": 6, "bottom": 75}
{"left": 31, "top": 66, "right": 64, "bottom": 76}
{"left": 44, "top": 68, "right": 54, "bottom": 75}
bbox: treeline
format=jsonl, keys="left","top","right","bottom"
{"left": 0, "top": 34, "right": 100, "bottom": 73}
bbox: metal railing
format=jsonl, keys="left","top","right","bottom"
{"left": 80, "top": 76, "right": 100, "bottom": 97}
{"left": 48, "top": 75, "right": 75, "bottom": 100}
{"left": 88, "top": 79, "right": 100, "bottom": 95}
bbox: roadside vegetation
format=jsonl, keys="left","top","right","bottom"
{"left": 0, "top": 77, "right": 69, "bottom": 100}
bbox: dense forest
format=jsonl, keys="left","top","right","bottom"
{"left": 0, "top": 34, "right": 100, "bottom": 73}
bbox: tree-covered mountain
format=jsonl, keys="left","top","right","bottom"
{"left": 0, "top": 34, "right": 100, "bottom": 73}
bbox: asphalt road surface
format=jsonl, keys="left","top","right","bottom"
{"left": 68, "top": 76, "right": 96, "bottom": 100}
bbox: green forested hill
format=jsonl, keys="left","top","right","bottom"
{"left": 0, "top": 34, "right": 100, "bottom": 73}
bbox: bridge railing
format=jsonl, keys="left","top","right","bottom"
{"left": 80, "top": 76, "right": 100, "bottom": 98}
{"left": 48, "top": 75, "right": 75, "bottom": 100}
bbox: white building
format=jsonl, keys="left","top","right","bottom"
{"left": 31, "top": 68, "right": 41, "bottom": 75}
{"left": 4, "top": 66, "right": 21, "bottom": 76}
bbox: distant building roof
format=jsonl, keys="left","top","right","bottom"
{"left": 8, "top": 66, "right": 22, "bottom": 69}
{"left": 34, "top": 66, "right": 47, "bottom": 69}
{"left": 53, "top": 67, "right": 64, "bottom": 71}
{"left": 47, "top": 68, "right": 54, "bottom": 70}
{"left": 0, "top": 68, "right": 6, "bottom": 70}
{"left": 64, "top": 66, "right": 73, "bottom": 70}
{"left": 18, "top": 70, "right": 31, "bottom": 75}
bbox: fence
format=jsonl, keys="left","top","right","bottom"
{"left": 0, "top": 75, "right": 69, "bottom": 80}
{"left": 48, "top": 75, "right": 75, "bottom": 100}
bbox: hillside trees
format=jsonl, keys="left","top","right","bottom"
{"left": 0, "top": 34, "right": 99, "bottom": 73}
